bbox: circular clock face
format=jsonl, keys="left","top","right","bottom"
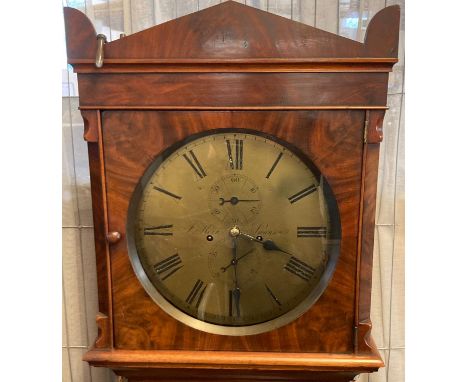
{"left": 127, "top": 130, "right": 340, "bottom": 336}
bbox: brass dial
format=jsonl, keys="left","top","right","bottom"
{"left": 128, "top": 130, "right": 340, "bottom": 335}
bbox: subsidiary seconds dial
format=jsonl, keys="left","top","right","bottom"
{"left": 127, "top": 130, "right": 341, "bottom": 336}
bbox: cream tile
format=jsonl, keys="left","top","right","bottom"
{"left": 87, "top": 0, "right": 112, "bottom": 39}
{"left": 199, "top": 0, "right": 220, "bottom": 10}
{"left": 390, "top": 223, "right": 404, "bottom": 348}
{"left": 356, "top": 373, "right": 369, "bottom": 382}
{"left": 292, "top": 0, "right": 315, "bottom": 26}
{"left": 316, "top": 0, "right": 338, "bottom": 33}
{"left": 387, "top": 348, "right": 405, "bottom": 382}
{"left": 370, "top": 228, "right": 384, "bottom": 349}
{"left": 388, "top": 30, "right": 404, "bottom": 95}
{"left": 370, "top": 226, "right": 394, "bottom": 349}
{"left": 109, "top": 0, "right": 125, "bottom": 41}
{"left": 62, "top": 348, "right": 72, "bottom": 382}
{"left": 267, "top": 0, "right": 292, "bottom": 18}
{"left": 63, "top": 228, "right": 88, "bottom": 346}
{"left": 91, "top": 366, "right": 113, "bottom": 382}
{"left": 72, "top": 124, "right": 93, "bottom": 227}
{"left": 155, "top": 0, "right": 176, "bottom": 24}
{"left": 130, "top": 0, "right": 155, "bottom": 33}
{"left": 81, "top": 228, "right": 100, "bottom": 346}
{"left": 62, "top": 97, "right": 70, "bottom": 124}
{"left": 69, "top": 97, "right": 82, "bottom": 125}
{"left": 395, "top": 94, "right": 405, "bottom": 226}
{"left": 63, "top": 110, "right": 79, "bottom": 227}
{"left": 246, "top": 0, "right": 267, "bottom": 9}
{"left": 69, "top": 348, "right": 92, "bottom": 382}
{"left": 369, "top": 350, "right": 389, "bottom": 382}
{"left": 175, "top": 0, "right": 198, "bottom": 17}
{"left": 338, "top": 0, "right": 361, "bottom": 40}
{"left": 376, "top": 94, "right": 403, "bottom": 225}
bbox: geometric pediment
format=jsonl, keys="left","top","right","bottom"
{"left": 64, "top": 1, "right": 399, "bottom": 64}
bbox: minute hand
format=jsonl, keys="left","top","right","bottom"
{"left": 238, "top": 231, "right": 295, "bottom": 257}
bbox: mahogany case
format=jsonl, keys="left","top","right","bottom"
{"left": 64, "top": 2, "right": 399, "bottom": 381}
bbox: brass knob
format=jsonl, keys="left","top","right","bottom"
{"left": 106, "top": 231, "right": 121, "bottom": 244}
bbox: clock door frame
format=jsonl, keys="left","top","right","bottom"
{"left": 65, "top": 2, "right": 399, "bottom": 381}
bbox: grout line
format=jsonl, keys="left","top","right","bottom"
{"left": 62, "top": 280, "right": 73, "bottom": 381}
{"left": 314, "top": 0, "right": 317, "bottom": 27}
{"left": 378, "top": 346, "right": 405, "bottom": 350}
{"left": 63, "top": 226, "right": 94, "bottom": 229}
{"left": 63, "top": 345, "right": 89, "bottom": 349}
{"left": 107, "top": 0, "right": 112, "bottom": 41}
{"left": 336, "top": 0, "right": 340, "bottom": 34}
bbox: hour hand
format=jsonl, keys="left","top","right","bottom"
{"left": 238, "top": 231, "right": 294, "bottom": 257}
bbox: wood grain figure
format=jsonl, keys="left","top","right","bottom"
{"left": 64, "top": 2, "right": 399, "bottom": 381}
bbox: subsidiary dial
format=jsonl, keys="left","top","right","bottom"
{"left": 208, "top": 174, "right": 262, "bottom": 225}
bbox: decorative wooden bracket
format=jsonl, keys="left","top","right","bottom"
{"left": 81, "top": 110, "right": 100, "bottom": 143}
{"left": 95, "top": 313, "right": 111, "bottom": 348}
{"left": 365, "top": 110, "right": 385, "bottom": 144}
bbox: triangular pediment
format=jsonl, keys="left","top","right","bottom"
{"left": 64, "top": 1, "right": 399, "bottom": 63}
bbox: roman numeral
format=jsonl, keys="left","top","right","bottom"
{"left": 153, "top": 186, "right": 182, "bottom": 200}
{"left": 183, "top": 150, "right": 207, "bottom": 178}
{"left": 226, "top": 139, "right": 243, "bottom": 170}
{"left": 144, "top": 225, "right": 173, "bottom": 236}
{"left": 265, "top": 284, "right": 282, "bottom": 306}
{"left": 297, "top": 226, "right": 327, "bottom": 238}
{"left": 288, "top": 184, "right": 318, "bottom": 204}
{"left": 186, "top": 279, "right": 207, "bottom": 308}
{"left": 265, "top": 152, "right": 283, "bottom": 179}
{"left": 153, "top": 254, "right": 183, "bottom": 280}
{"left": 284, "top": 257, "right": 316, "bottom": 282}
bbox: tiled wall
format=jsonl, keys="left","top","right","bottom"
{"left": 62, "top": 1, "right": 405, "bottom": 381}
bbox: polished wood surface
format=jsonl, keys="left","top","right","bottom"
{"left": 64, "top": 2, "right": 399, "bottom": 63}
{"left": 103, "top": 110, "right": 362, "bottom": 352}
{"left": 63, "top": 1, "right": 399, "bottom": 380}
{"left": 76, "top": 72, "right": 389, "bottom": 108}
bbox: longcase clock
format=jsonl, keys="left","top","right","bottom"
{"left": 63, "top": 2, "right": 400, "bottom": 381}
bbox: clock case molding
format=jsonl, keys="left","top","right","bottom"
{"left": 64, "top": 2, "right": 399, "bottom": 381}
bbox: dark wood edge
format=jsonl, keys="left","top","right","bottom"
{"left": 83, "top": 349, "right": 383, "bottom": 371}
{"left": 85, "top": 111, "right": 114, "bottom": 347}
{"left": 70, "top": 63, "right": 395, "bottom": 74}
{"left": 95, "top": 313, "right": 111, "bottom": 348}
{"left": 69, "top": 58, "right": 398, "bottom": 64}
{"left": 354, "top": 138, "right": 382, "bottom": 354}
{"left": 81, "top": 110, "right": 99, "bottom": 142}
{"left": 78, "top": 106, "right": 389, "bottom": 111}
